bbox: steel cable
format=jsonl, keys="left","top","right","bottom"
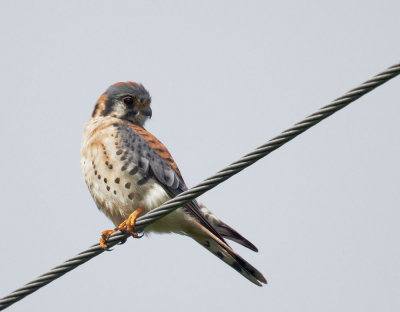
{"left": 0, "top": 62, "right": 399, "bottom": 310}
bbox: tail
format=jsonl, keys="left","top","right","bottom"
{"left": 198, "top": 201, "right": 259, "bottom": 252}
{"left": 188, "top": 222, "right": 267, "bottom": 286}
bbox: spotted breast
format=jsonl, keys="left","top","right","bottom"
{"left": 81, "top": 116, "right": 191, "bottom": 234}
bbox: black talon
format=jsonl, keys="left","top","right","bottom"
{"left": 135, "top": 231, "right": 144, "bottom": 239}
{"left": 117, "top": 237, "right": 128, "bottom": 245}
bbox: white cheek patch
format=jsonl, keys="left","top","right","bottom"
{"left": 112, "top": 102, "right": 127, "bottom": 118}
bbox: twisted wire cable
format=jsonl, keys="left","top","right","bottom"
{"left": 1, "top": 62, "right": 399, "bottom": 311}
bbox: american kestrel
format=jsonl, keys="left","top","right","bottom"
{"left": 81, "top": 82, "right": 266, "bottom": 286}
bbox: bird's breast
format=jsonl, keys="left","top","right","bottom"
{"left": 81, "top": 117, "right": 188, "bottom": 234}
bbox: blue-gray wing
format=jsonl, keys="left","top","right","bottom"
{"left": 113, "top": 122, "right": 228, "bottom": 244}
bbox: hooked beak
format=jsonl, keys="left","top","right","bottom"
{"left": 141, "top": 106, "right": 152, "bottom": 118}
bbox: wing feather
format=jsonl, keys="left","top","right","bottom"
{"left": 114, "top": 122, "right": 228, "bottom": 244}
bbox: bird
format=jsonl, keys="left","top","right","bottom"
{"left": 81, "top": 82, "right": 266, "bottom": 286}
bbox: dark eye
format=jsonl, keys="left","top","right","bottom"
{"left": 123, "top": 96, "right": 134, "bottom": 105}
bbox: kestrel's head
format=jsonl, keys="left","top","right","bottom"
{"left": 92, "top": 82, "right": 152, "bottom": 126}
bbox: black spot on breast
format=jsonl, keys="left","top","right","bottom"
{"left": 104, "top": 178, "right": 107, "bottom": 183}
{"left": 106, "top": 186, "right": 110, "bottom": 191}
{"left": 128, "top": 193, "right": 134, "bottom": 200}
{"left": 129, "top": 167, "right": 138, "bottom": 175}
{"left": 116, "top": 150, "right": 123, "bottom": 155}
{"left": 105, "top": 161, "right": 109, "bottom": 166}
{"left": 148, "top": 140, "right": 156, "bottom": 143}
{"left": 97, "top": 175, "right": 101, "bottom": 179}
{"left": 155, "top": 148, "right": 164, "bottom": 152}
{"left": 121, "top": 164, "right": 128, "bottom": 171}
{"left": 113, "top": 190, "right": 117, "bottom": 195}
{"left": 108, "top": 164, "right": 113, "bottom": 169}
{"left": 94, "top": 170, "right": 97, "bottom": 175}
{"left": 125, "top": 182, "right": 131, "bottom": 189}
{"left": 120, "top": 155, "right": 127, "bottom": 161}
{"left": 115, "top": 178, "right": 120, "bottom": 184}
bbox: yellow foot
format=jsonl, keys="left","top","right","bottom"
{"left": 100, "top": 229, "right": 117, "bottom": 249}
{"left": 117, "top": 207, "right": 144, "bottom": 238}
{"left": 99, "top": 207, "right": 144, "bottom": 248}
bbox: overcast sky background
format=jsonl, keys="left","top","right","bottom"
{"left": 0, "top": 1, "right": 399, "bottom": 311}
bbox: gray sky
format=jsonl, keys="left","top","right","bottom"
{"left": 1, "top": 1, "right": 399, "bottom": 311}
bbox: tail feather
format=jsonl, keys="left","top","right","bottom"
{"left": 216, "top": 223, "right": 258, "bottom": 252}
{"left": 198, "top": 201, "right": 258, "bottom": 252}
{"left": 190, "top": 224, "right": 267, "bottom": 286}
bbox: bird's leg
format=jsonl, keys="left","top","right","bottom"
{"left": 117, "top": 207, "right": 144, "bottom": 237}
{"left": 99, "top": 207, "right": 144, "bottom": 249}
